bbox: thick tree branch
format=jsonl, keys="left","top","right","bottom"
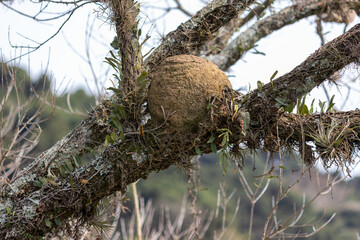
{"left": 1, "top": 1, "right": 360, "bottom": 239}
{"left": 110, "top": 0, "right": 140, "bottom": 93}
{"left": 267, "top": 109, "right": 360, "bottom": 170}
{"left": 207, "top": 0, "right": 360, "bottom": 71}
{"left": 243, "top": 22, "right": 360, "bottom": 112}
{"left": 144, "top": 0, "right": 256, "bottom": 71}
{"left": 199, "top": 0, "right": 272, "bottom": 56}
{"left": 0, "top": 1, "right": 260, "bottom": 238}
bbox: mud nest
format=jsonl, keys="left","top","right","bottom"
{"left": 148, "top": 55, "right": 232, "bottom": 133}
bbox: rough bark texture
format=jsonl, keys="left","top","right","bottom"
{"left": 144, "top": 0, "right": 256, "bottom": 71}
{"left": 110, "top": 0, "right": 139, "bottom": 93}
{"left": 207, "top": 0, "right": 360, "bottom": 71}
{"left": 1, "top": 0, "right": 360, "bottom": 239}
{"left": 0, "top": 0, "right": 257, "bottom": 238}
{"left": 244, "top": 23, "right": 360, "bottom": 111}
{"left": 198, "top": 0, "right": 272, "bottom": 56}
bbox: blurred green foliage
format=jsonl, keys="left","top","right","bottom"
{"left": 0, "top": 62, "right": 95, "bottom": 154}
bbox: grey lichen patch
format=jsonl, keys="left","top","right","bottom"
{"left": 8, "top": 173, "right": 37, "bottom": 196}
{"left": 90, "top": 155, "right": 112, "bottom": 176}
{"left": 131, "top": 152, "right": 146, "bottom": 164}
{"left": 26, "top": 190, "right": 40, "bottom": 205}
{"left": 22, "top": 205, "right": 36, "bottom": 220}
{"left": 303, "top": 76, "right": 318, "bottom": 89}
{"left": 0, "top": 200, "right": 14, "bottom": 229}
{"left": 0, "top": 199, "right": 13, "bottom": 216}
{"left": 0, "top": 215, "right": 6, "bottom": 225}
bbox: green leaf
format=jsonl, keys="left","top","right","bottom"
{"left": 104, "top": 57, "right": 120, "bottom": 72}
{"left": 39, "top": 177, "right": 48, "bottom": 186}
{"left": 302, "top": 104, "right": 309, "bottom": 115}
{"left": 195, "top": 147, "right": 202, "bottom": 155}
{"left": 220, "top": 134, "right": 228, "bottom": 147}
{"left": 69, "top": 178, "right": 74, "bottom": 189}
{"left": 109, "top": 50, "right": 120, "bottom": 62}
{"left": 211, "top": 143, "right": 217, "bottom": 154}
{"left": 326, "top": 95, "right": 336, "bottom": 112}
{"left": 114, "top": 106, "right": 127, "bottom": 119}
{"left": 111, "top": 116, "right": 123, "bottom": 130}
{"left": 309, "top": 99, "right": 315, "bottom": 114}
{"left": 333, "top": 138, "right": 343, "bottom": 147}
{"left": 270, "top": 70, "right": 278, "bottom": 81}
{"left": 45, "top": 218, "right": 52, "bottom": 228}
{"left": 59, "top": 165, "right": 66, "bottom": 178}
{"left": 107, "top": 87, "right": 122, "bottom": 95}
{"left": 257, "top": 80, "right": 264, "bottom": 92}
{"left": 137, "top": 71, "right": 148, "bottom": 84}
{"left": 297, "top": 95, "right": 309, "bottom": 115}
{"left": 54, "top": 218, "right": 61, "bottom": 226}
{"left": 254, "top": 182, "right": 262, "bottom": 188}
{"left": 72, "top": 155, "right": 80, "bottom": 168}
{"left": 285, "top": 102, "right": 295, "bottom": 113}
{"left": 277, "top": 165, "right": 287, "bottom": 170}
{"left": 110, "top": 132, "right": 117, "bottom": 142}
{"left": 65, "top": 160, "right": 74, "bottom": 172}
{"left": 6, "top": 206, "right": 11, "bottom": 214}
{"left": 259, "top": 12, "right": 266, "bottom": 18}
{"left": 207, "top": 136, "right": 215, "bottom": 143}
{"left": 105, "top": 135, "right": 113, "bottom": 146}
{"left": 110, "top": 36, "right": 120, "bottom": 50}
{"left": 33, "top": 180, "right": 43, "bottom": 188}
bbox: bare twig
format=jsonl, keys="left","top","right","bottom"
{"left": 207, "top": 0, "right": 360, "bottom": 71}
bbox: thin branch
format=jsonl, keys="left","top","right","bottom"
{"left": 144, "top": 0, "right": 257, "bottom": 71}
{"left": 207, "top": 0, "right": 360, "bottom": 71}
{"left": 244, "top": 22, "right": 360, "bottom": 111}
{"left": 173, "top": 0, "right": 192, "bottom": 17}
{"left": 199, "top": 0, "right": 273, "bottom": 56}
{"left": 110, "top": 0, "right": 140, "bottom": 93}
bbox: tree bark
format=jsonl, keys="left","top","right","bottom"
{"left": 207, "top": 0, "right": 360, "bottom": 71}
{"left": 0, "top": 0, "right": 257, "bottom": 238}
{"left": 1, "top": 1, "right": 360, "bottom": 239}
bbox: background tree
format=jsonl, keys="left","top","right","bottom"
{"left": 1, "top": 0, "right": 360, "bottom": 239}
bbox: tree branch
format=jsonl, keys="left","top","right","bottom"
{"left": 244, "top": 22, "right": 360, "bottom": 112}
{"left": 1, "top": 1, "right": 360, "bottom": 239}
{"left": 198, "top": 0, "right": 272, "bottom": 56}
{"left": 144, "top": 0, "right": 256, "bottom": 71}
{"left": 110, "top": 0, "right": 140, "bottom": 93}
{"left": 207, "top": 0, "right": 360, "bottom": 71}
{"left": 0, "top": 0, "right": 260, "bottom": 238}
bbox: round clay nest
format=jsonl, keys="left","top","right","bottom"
{"left": 147, "top": 54, "right": 232, "bottom": 132}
